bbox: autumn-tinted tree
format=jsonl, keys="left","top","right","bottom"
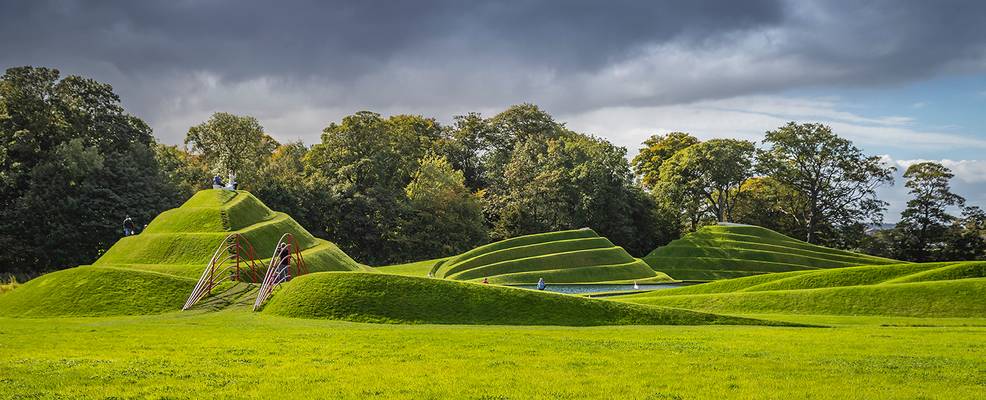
{"left": 632, "top": 132, "right": 700, "bottom": 189}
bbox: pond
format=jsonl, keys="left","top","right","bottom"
{"left": 508, "top": 282, "right": 694, "bottom": 296}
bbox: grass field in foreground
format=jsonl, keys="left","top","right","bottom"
{"left": 0, "top": 312, "right": 983, "bottom": 399}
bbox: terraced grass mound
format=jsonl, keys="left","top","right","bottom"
{"left": 617, "top": 261, "right": 986, "bottom": 317}
{"left": 262, "top": 272, "right": 792, "bottom": 326}
{"left": 433, "top": 229, "right": 670, "bottom": 284}
{"left": 0, "top": 266, "right": 195, "bottom": 317}
{"left": 375, "top": 257, "right": 449, "bottom": 277}
{"left": 94, "top": 189, "right": 364, "bottom": 280}
{"left": 643, "top": 224, "right": 900, "bottom": 280}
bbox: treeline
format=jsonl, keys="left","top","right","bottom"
{"left": 1, "top": 67, "right": 983, "bottom": 275}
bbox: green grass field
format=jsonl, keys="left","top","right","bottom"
{"left": 617, "top": 261, "right": 986, "bottom": 317}
{"left": 1, "top": 312, "right": 984, "bottom": 399}
{"left": 643, "top": 224, "right": 901, "bottom": 280}
{"left": 3, "top": 191, "right": 985, "bottom": 398}
{"left": 433, "top": 229, "right": 670, "bottom": 284}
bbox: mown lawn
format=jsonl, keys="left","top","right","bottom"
{"left": 1, "top": 312, "right": 984, "bottom": 399}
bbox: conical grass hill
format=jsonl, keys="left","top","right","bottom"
{"left": 0, "top": 189, "right": 363, "bottom": 317}
{"left": 432, "top": 228, "right": 672, "bottom": 284}
{"left": 95, "top": 189, "right": 363, "bottom": 278}
{"left": 643, "top": 224, "right": 900, "bottom": 281}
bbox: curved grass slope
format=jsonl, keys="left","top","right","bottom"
{"left": 643, "top": 224, "right": 900, "bottom": 280}
{"left": 434, "top": 229, "right": 670, "bottom": 284}
{"left": 0, "top": 266, "right": 195, "bottom": 317}
{"left": 94, "top": 189, "right": 363, "bottom": 279}
{"left": 262, "top": 272, "right": 789, "bottom": 326}
{"left": 618, "top": 261, "right": 986, "bottom": 317}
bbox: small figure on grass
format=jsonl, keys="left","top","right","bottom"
{"left": 482, "top": 277, "right": 489, "bottom": 284}
{"left": 212, "top": 174, "right": 225, "bottom": 189}
{"left": 123, "top": 215, "right": 137, "bottom": 236}
{"left": 536, "top": 277, "right": 546, "bottom": 291}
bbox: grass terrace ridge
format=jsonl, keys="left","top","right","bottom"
{"left": 262, "top": 272, "right": 791, "bottom": 326}
{"left": 643, "top": 224, "right": 900, "bottom": 280}
{"left": 431, "top": 228, "right": 671, "bottom": 284}
{"left": 616, "top": 261, "right": 986, "bottom": 317}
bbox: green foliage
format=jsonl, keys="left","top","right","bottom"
{"left": 263, "top": 272, "right": 779, "bottom": 326}
{"left": 0, "top": 266, "right": 195, "bottom": 317}
{"left": 0, "top": 66, "right": 179, "bottom": 275}
{"left": 435, "top": 229, "right": 669, "bottom": 283}
{"left": 643, "top": 224, "right": 899, "bottom": 280}
{"left": 895, "top": 162, "right": 966, "bottom": 262}
{"left": 757, "top": 122, "right": 895, "bottom": 245}
{"left": 401, "top": 154, "right": 488, "bottom": 260}
{"left": 659, "top": 139, "right": 756, "bottom": 222}
{"left": 185, "top": 112, "right": 278, "bottom": 184}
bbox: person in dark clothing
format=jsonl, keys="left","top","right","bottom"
{"left": 123, "top": 216, "right": 136, "bottom": 236}
{"left": 276, "top": 243, "right": 291, "bottom": 281}
{"left": 212, "top": 174, "right": 224, "bottom": 189}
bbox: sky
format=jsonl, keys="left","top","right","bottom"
{"left": 1, "top": 0, "right": 985, "bottom": 220}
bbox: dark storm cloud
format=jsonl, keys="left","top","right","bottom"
{"left": 1, "top": 0, "right": 986, "bottom": 144}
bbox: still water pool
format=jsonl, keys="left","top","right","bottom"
{"left": 508, "top": 283, "right": 693, "bottom": 295}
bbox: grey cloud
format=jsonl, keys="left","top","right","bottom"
{"left": 2, "top": 0, "right": 986, "bottom": 145}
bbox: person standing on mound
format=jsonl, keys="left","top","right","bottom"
{"left": 123, "top": 216, "right": 136, "bottom": 236}
{"left": 212, "top": 174, "right": 224, "bottom": 189}
{"left": 536, "top": 278, "right": 546, "bottom": 290}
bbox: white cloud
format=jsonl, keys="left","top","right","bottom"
{"left": 892, "top": 158, "right": 986, "bottom": 184}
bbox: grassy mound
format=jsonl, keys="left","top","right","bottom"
{"left": 0, "top": 266, "right": 195, "bottom": 317}
{"left": 643, "top": 224, "right": 899, "bottom": 280}
{"left": 94, "top": 189, "right": 363, "bottom": 280}
{"left": 262, "top": 272, "right": 788, "bottom": 326}
{"left": 433, "top": 229, "right": 670, "bottom": 284}
{"left": 617, "top": 261, "right": 986, "bottom": 317}
{"left": 375, "top": 257, "right": 449, "bottom": 277}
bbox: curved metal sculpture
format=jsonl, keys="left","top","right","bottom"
{"left": 183, "top": 233, "right": 265, "bottom": 311}
{"left": 253, "top": 233, "right": 307, "bottom": 311}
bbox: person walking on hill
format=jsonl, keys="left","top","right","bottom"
{"left": 123, "top": 216, "right": 136, "bottom": 236}
{"left": 276, "top": 243, "right": 291, "bottom": 282}
{"left": 536, "top": 278, "right": 546, "bottom": 291}
{"left": 212, "top": 174, "right": 225, "bottom": 189}
{"left": 227, "top": 171, "right": 238, "bottom": 190}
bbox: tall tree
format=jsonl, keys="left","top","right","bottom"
{"left": 658, "top": 139, "right": 756, "bottom": 222}
{"left": 631, "top": 132, "right": 700, "bottom": 189}
{"left": 305, "top": 112, "right": 443, "bottom": 264}
{"left": 941, "top": 206, "right": 986, "bottom": 261}
{"left": 896, "top": 162, "right": 965, "bottom": 261}
{"left": 758, "top": 122, "right": 894, "bottom": 244}
{"left": 0, "top": 66, "right": 174, "bottom": 274}
{"left": 400, "top": 154, "right": 488, "bottom": 260}
{"left": 185, "top": 112, "right": 278, "bottom": 186}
